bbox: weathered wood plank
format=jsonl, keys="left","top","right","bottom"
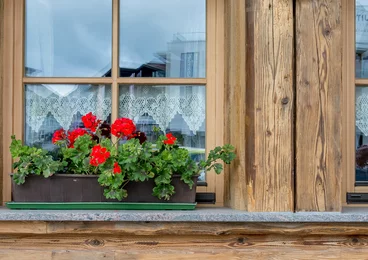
{"left": 2, "top": 248, "right": 368, "bottom": 260}
{"left": 295, "top": 0, "right": 342, "bottom": 211}
{"left": 242, "top": 0, "right": 294, "bottom": 211}
{"left": 0, "top": 250, "right": 52, "bottom": 260}
{"left": 223, "top": 0, "right": 247, "bottom": 210}
{"left": 0, "top": 221, "right": 47, "bottom": 233}
{"left": 0, "top": 0, "right": 4, "bottom": 205}
{"left": 45, "top": 221, "right": 368, "bottom": 236}
{"left": 0, "top": 222, "right": 368, "bottom": 259}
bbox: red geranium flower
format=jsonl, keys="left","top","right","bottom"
{"left": 113, "top": 162, "right": 122, "bottom": 174}
{"left": 111, "top": 118, "right": 136, "bottom": 138}
{"left": 52, "top": 129, "right": 67, "bottom": 144}
{"left": 89, "top": 144, "right": 110, "bottom": 166}
{"left": 163, "top": 133, "right": 176, "bottom": 145}
{"left": 81, "top": 112, "right": 101, "bottom": 132}
{"left": 68, "top": 128, "right": 88, "bottom": 148}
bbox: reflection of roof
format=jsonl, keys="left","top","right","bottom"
{"left": 103, "top": 62, "right": 166, "bottom": 77}
{"left": 137, "top": 63, "right": 165, "bottom": 71}
{"left": 25, "top": 66, "right": 42, "bottom": 76}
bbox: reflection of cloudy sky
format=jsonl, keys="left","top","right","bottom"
{"left": 25, "top": 0, "right": 205, "bottom": 77}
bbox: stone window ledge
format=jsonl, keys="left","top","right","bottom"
{"left": 0, "top": 207, "right": 367, "bottom": 222}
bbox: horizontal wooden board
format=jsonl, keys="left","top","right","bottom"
{"left": 0, "top": 221, "right": 366, "bottom": 259}
{"left": 0, "top": 221, "right": 364, "bottom": 237}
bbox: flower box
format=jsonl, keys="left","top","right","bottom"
{"left": 8, "top": 112, "right": 235, "bottom": 209}
{"left": 11, "top": 174, "right": 198, "bottom": 203}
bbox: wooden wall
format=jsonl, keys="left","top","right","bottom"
{"left": 295, "top": 0, "right": 342, "bottom": 211}
{"left": 224, "top": 0, "right": 343, "bottom": 211}
{"left": 0, "top": 221, "right": 367, "bottom": 259}
{"left": 0, "top": 0, "right": 3, "bottom": 205}
{"left": 0, "top": 0, "right": 345, "bottom": 211}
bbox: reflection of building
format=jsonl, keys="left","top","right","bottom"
{"left": 166, "top": 32, "right": 206, "bottom": 78}
{"left": 115, "top": 32, "right": 205, "bottom": 78}
{"left": 356, "top": 3, "right": 368, "bottom": 77}
{"left": 103, "top": 63, "right": 166, "bottom": 77}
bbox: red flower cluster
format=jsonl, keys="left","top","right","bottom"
{"left": 90, "top": 145, "right": 110, "bottom": 166}
{"left": 68, "top": 128, "right": 88, "bottom": 148}
{"left": 111, "top": 118, "right": 136, "bottom": 138}
{"left": 52, "top": 129, "right": 67, "bottom": 144}
{"left": 163, "top": 133, "right": 176, "bottom": 145}
{"left": 113, "top": 162, "right": 122, "bottom": 174}
{"left": 82, "top": 112, "right": 101, "bottom": 132}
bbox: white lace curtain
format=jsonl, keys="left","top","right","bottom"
{"left": 357, "top": 88, "right": 368, "bottom": 137}
{"left": 26, "top": 85, "right": 205, "bottom": 134}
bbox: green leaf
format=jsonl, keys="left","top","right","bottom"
{"left": 152, "top": 184, "right": 175, "bottom": 200}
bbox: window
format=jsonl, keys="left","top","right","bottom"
{"left": 344, "top": 0, "right": 368, "bottom": 202}
{"left": 2, "top": 0, "right": 225, "bottom": 205}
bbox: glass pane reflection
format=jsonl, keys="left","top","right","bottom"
{"left": 119, "top": 84, "right": 206, "bottom": 180}
{"left": 25, "top": 0, "right": 112, "bottom": 77}
{"left": 356, "top": 0, "right": 368, "bottom": 78}
{"left": 25, "top": 84, "right": 111, "bottom": 151}
{"left": 119, "top": 0, "right": 206, "bottom": 78}
{"left": 356, "top": 86, "right": 368, "bottom": 182}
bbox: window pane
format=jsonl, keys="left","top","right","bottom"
{"left": 25, "top": 84, "right": 111, "bottom": 150}
{"left": 356, "top": 86, "right": 368, "bottom": 182}
{"left": 119, "top": 85, "right": 206, "bottom": 180}
{"left": 356, "top": 1, "right": 368, "bottom": 78}
{"left": 119, "top": 0, "right": 206, "bottom": 78}
{"left": 25, "top": 0, "right": 112, "bottom": 77}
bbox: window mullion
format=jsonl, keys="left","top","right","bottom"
{"left": 111, "top": 0, "right": 120, "bottom": 127}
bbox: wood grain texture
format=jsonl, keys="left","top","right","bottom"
{"left": 244, "top": 0, "right": 294, "bottom": 211}
{"left": 295, "top": 0, "right": 342, "bottom": 211}
{"left": 2, "top": 0, "right": 14, "bottom": 204}
{"left": 0, "top": 0, "right": 4, "bottom": 205}
{"left": 44, "top": 221, "right": 368, "bottom": 236}
{"left": 0, "top": 222, "right": 367, "bottom": 259}
{"left": 224, "top": 0, "right": 247, "bottom": 210}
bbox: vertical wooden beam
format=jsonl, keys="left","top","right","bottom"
{"left": 214, "top": 0, "right": 225, "bottom": 205}
{"left": 295, "top": 0, "right": 342, "bottom": 211}
{"left": 246, "top": 0, "right": 294, "bottom": 211}
{"left": 224, "top": 0, "right": 247, "bottom": 210}
{"left": 225, "top": 0, "right": 294, "bottom": 211}
{"left": 2, "top": 0, "right": 14, "bottom": 204}
{"left": 111, "top": 0, "right": 119, "bottom": 125}
{"left": 0, "top": 0, "right": 4, "bottom": 204}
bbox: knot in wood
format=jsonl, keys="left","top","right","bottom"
{"left": 86, "top": 239, "right": 103, "bottom": 247}
{"left": 281, "top": 97, "right": 289, "bottom": 105}
{"left": 237, "top": 237, "right": 245, "bottom": 244}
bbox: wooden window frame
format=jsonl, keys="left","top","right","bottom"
{"left": 2, "top": 0, "right": 225, "bottom": 206}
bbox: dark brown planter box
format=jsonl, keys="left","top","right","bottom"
{"left": 11, "top": 174, "right": 198, "bottom": 203}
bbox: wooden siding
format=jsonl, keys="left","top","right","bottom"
{"left": 295, "top": 0, "right": 342, "bottom": 211}
{"left": 224, "top": 0, "right": 294, "bottom": 211}
{"left": 0, "top": 0, "right": 348, "bottom": 211}
{"left": 0, "top": 221, "right": 367, "bottom": 259}
{"left": 0, "top": 0, "right": 3, "bottom": 204}
{"left": 224, "top": 0, "right": 247, "bottom": 210}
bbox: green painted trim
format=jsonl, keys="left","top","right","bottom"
{"left": 6, "top": 202, "right": 197, "bottom": 210}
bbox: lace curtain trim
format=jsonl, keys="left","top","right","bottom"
{"left": 26, "top": 87, "right": 205, "bottom": 134}
{"left": 356, "top": 93, "right": 368, "bottom": 136}
{"left": 26, "top": 89, "right": 111, "bottom": 133}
